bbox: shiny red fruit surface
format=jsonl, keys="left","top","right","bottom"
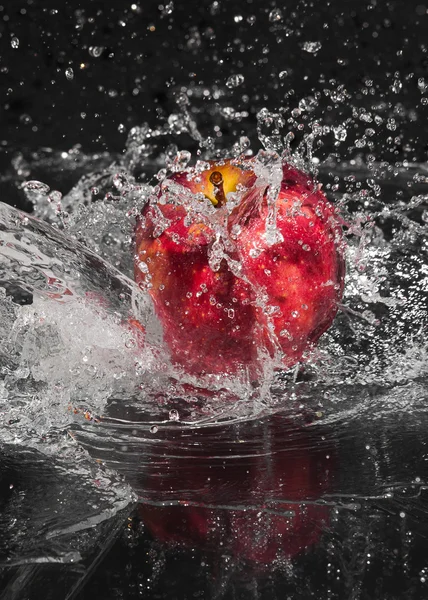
{"left": 134, "top": 156, "right": 345, "bottom": 377}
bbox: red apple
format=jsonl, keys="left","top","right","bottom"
{"left": 134, "top": 154, "right": 345, "bottom": 377}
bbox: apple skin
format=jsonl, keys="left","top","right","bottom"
{"left": 134, "top": 157, "right": 345, "bottom": 377}
{"left": 138, "top": 417, "right": 335, "bottom": 567}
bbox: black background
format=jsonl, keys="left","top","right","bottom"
{"left": 0, "top": 0, "right": 427, "bottom": 177}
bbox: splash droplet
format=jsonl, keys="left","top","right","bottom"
{"left": 333, "top": 124, "right": 347, "bottom": 141}
{"left": 22, "top": 180, "right": 50, "bottom": 194}
{"left": 269, "top": 8, "right": 283, "bottom": 22}
{"left": 302, "top": 41, "right": 322, "bottom": 53}
{"left": 169, "top": 409, "right": 179, "bottom": 421}
{"left": 226, "top": 74, "right": 245, "bottom": 88}
{"left": 88, "top": 46, "right": 104, "bottom": 58}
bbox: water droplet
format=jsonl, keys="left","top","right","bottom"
{"left": 269, "top": 8, "right": 283, "bottom": 22}
{"left": 172, "top": 150, "right": 191, "bottom": 171}
{"left": 234, "top": 14, "right": 243, "bottom": 23}
{"left": 391, "top": 77, "right": 402, "bottom": 94}
{"left": 118, "top": 123, "right": 126, "bottom": 133}
{"left": 386, "top": 118, "right": 397, "bottom": 131}
{"left": 22, "top": 180, "right": 50, "bottom": 194}
{"left": 226, "top": 74, "right": 244, "bottom": 88}
{"left": 298, "top": 96, "right": 317, "bottom": 112}
{"left": 150, "top": 425, "right": 158, "bottom": 434}
{"left": 47, "top": 190, "right": 62, "bottom": 204}
{"left": 210, "top": 1, "right": 220, "bottom": 15}
{"left": 169, "top": 409, "right": 179, "bottom": 421}
{"left": 88, "top": 46, "right": 104, "bottom": 58}
{"left": 161, "top": 1, "right": 174, "bottom": 15}
{"left": 279, "top": 70, "right": 289, "bottom": 79}
{"left": 175, "top": 92, "right": 189, "bottom": 107}
{"left": 19, "top": 114, "right": 32, "bottom": 125}
{"left": 239, "top": 136, "right": 250, "bottom": 151}
{"left": 333, "top": 124, "right": 347, "bottom": 141}
{"left": 65, "top": 68, "right": 74, "bottom": 81}
{"left": 302, "top": 41, "right": 322, "bottom": 53}
{"left": 11, "top": 37, "right": 19, "bottom": 49}
{"left": 113, "top": 172, "right": 129, "bottom": 191}
{"left": 418, "top": 77, "right": 427, "bottom": 92}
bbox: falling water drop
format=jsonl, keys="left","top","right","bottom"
{"left": 169, "top": 409, "right": 179, "bottom": 421}
{"left": 226, "top": 74, "right": 245, "bottom": 88}
{"left": 333, "top": 124, "right": 347, "bottom": 141}
{"left": 88, "top": 46, "right": 104, "bottom": 58}
{"left": 269, "top": 8, "right": 283, "bottom": 22}
{"left": 302, "top": 41, "right": 322, "bottom": 53}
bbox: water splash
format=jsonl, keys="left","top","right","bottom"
{"left": 1, "top": 80, "right": 428, "bottom": 589}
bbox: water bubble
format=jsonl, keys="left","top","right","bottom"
{"left": 302, "top": 41, "right": 322, "bottom": 53}
{"left": 226, "top": 74, "right": 245, "bottom": 88}
{"left": 269, "top": 8, "right": 283, "bottom": 22}
{"left": 169, "top": 409, "right": 179, "bottom": 421}
{"left": 11, "top": 37, "right": 19, "bottom": 49}
{"left": 88, "top": 46, "right": 104, "bottom": 58}
{"left": 65, "top": 68, "right": 74, "bottom": 81}
{"left": 150, "top": 425, "right": 158, "bottom": 434}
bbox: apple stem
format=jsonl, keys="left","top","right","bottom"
{"left": 209, "top": 171, "right": 227, "bottom": 207}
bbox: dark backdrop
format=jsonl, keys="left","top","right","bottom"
{"left": 0, "top": 0, "right": 427, "bottom": 178}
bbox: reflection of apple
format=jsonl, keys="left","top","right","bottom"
{"left": 138, "top": 417, "right": 335, "bottom": 566}
{"left": 134, "top": 155, "right": 345, "bottom": 377}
